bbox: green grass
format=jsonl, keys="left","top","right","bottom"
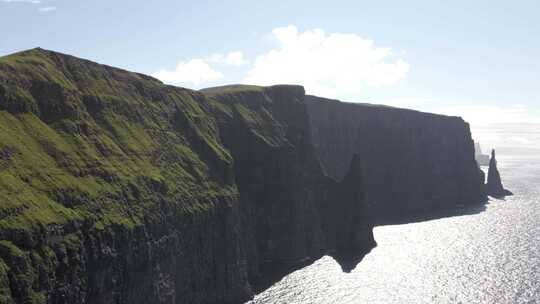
{"left": 0, "top": 241, "right": 24, "bottom": 258}
{"left": 0, "top": 48, "right": 252, "bottom": 303}
{"left": 0, "top": 48, "right": 236, "bottom": 234}
{"left": 0, "top": 49, "right": 76, "bottom": 91}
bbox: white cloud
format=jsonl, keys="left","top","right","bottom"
{"left": 152, "top": 59, "right": 224, "bottom": 87}
{"left": 38, "top": 6, "right": 55, "bottom": 12}
{"left": 207, "top": 51, "right": 247, "bottom": 66}
{"left": 152, "top": 51, "right": 246, "bottom": 88}
{"left": 151, "top": 25, "right": 538, "bottom": 152}
{"left": 243, "top": 25, "right": 409, "bottom": 98}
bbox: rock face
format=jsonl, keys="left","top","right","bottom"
{"left": 305, "top": 96, "right": 487, "bottom": 221}
{"left": 0, "top": 49, "right": 374, "bottom": 304}
{"left": 0, "top": 48, "right": 488, "bottom": 304}
{"left": 205, "top": 85, "right": 375, "bottom": 290}
{"left": 486, "top": 150, "right": 513, "bottom": 198}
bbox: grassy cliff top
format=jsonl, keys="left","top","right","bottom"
{"left": 305, "top": 94, "right": 466, "bottom": 123}
{"left": 200, "top": 84, "right": 265, "bottom": 96}
{"left": 0, "top": 48, "right": 235, "bottom": 238}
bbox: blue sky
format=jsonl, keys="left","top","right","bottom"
{"left": 1, "top": 0, "right": 539, "bottom": 150}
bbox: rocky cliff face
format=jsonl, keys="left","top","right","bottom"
{"left": 486, "top": 150, "right": 513, "bottom": 198}
{"left": 205, "top": 85, "right": 375, "bottom": 288}
{"left": 305, "top": 96, "right": 487, "bottom": 221}
{"left": 0, "top": 48, "right": 250, "bottom": 304}
{"left": 0, "top": 49, "right": 374, "bottom": 304}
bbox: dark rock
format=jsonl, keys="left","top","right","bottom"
{"left": 208, "top": 85, "right": 375, "bottom": 289}
{"left": 305, "top": 95, "right": 487, "bottom": 221}
{"left": 326, "top": 154, "right": 376, "bottom": 272}
{"left": 486, "top": 149, "right": 513, "bottom": 198}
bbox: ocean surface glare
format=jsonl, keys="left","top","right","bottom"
{"left": 249, "top": 155, "right": 540, "bottom": 304}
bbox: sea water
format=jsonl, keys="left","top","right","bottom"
{"left": 249, "top": 155, "right": 540, "bottom": 303}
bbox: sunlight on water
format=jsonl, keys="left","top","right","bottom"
{"left": 249, "top": 155, "right": 540, "bottom": 303}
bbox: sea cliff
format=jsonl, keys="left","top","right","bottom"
{"left": 305, "top": 96, "right": 487, "bottom": 221}
{"left": 0, "top": 48, "right": 487, "bottom": 303}
{"left": 0, "top": 49, "right": 375, "bottom": 304}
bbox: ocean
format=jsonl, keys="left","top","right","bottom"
{"left": 248, "top": 154, "right": 540, "bottom": 303}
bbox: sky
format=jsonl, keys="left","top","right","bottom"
{"left": 1, "top": 0, "right": 539, "bottom": 152}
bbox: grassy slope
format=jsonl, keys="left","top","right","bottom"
{"left": 0, "top": 48, "right": 234, "bottom": 244}
{"left": 0, "top": 50, "right": 304, "bottom": 303}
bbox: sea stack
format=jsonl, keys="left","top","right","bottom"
{"left": 486, "top": 149, "right": 513, "bottom": 198}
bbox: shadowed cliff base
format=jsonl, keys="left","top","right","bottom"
{"left": 374, "top": 200, "right": 489, "bottom": 226}
{"left": 249, "top": 193, "right": 490, "bottom": 298}
{"left": 251, "top": 244, "right": 376, "bottom": 293}
{"left": 252, "top": 258, "right": 319, "bottom": 294}
{"left": 329, "top": 246, "right": 375, "bottom": 273}
{"left": 249, "top": 153, "right": 378, "bottom": 292}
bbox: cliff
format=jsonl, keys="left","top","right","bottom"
{"left": 204, "top": 85, "right": 375, "bottom": 284}
{"left": 0, "top": 49, "right": 374, "bottom": 304}
{"left": 486, "top": 150, "right": 513, "bottom": 198}
{"left": 0, "top": 48, "right": 248, "bottom": 304}
{"left": 305, "top": 96, "right": 487, "bottom": 221}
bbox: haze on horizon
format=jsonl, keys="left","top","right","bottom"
{"left": 1, "top": 0, "right": 539, "bottom": 152}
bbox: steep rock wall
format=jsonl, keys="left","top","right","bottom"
{"left": 305, "top": 96, "right": 487, "bottom": 220}
{"left": 0, "top": 48, "right": 250, "bottom": 304}
{"left": 0, "top": 49, "right": 374, "bottom": 304}
{"left": 206, "top": 85, "right": 375, "bottom": 288}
